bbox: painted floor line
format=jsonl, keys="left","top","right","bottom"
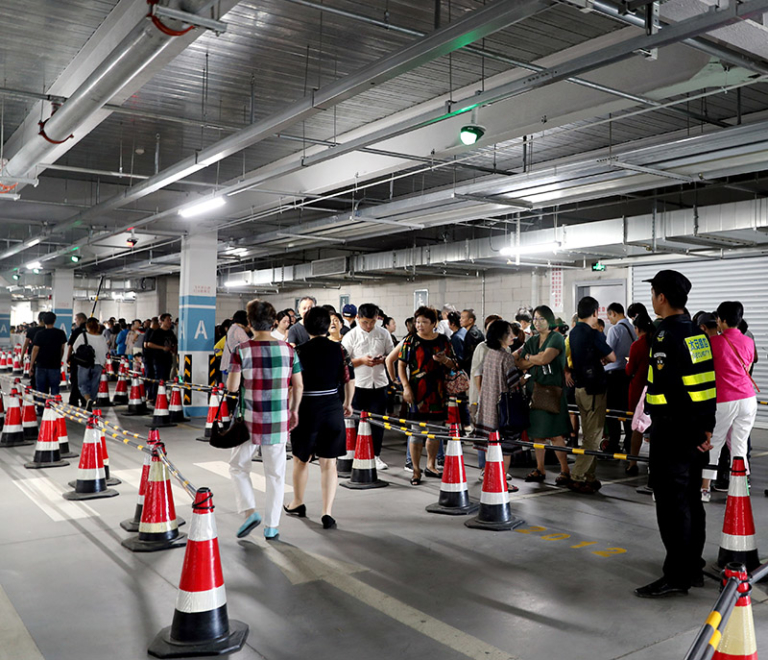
{"left": 194, "top": 460, "right": 294, "bottom": 493}
{"left": 0, "top": 583, "right": 45, "bottom": 660}
{"left": 11, "top": 477, "right": 99, "bottom": 522}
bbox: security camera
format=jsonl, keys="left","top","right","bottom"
{"left": 127, "top": 237, "right": 138, "bottom": 247}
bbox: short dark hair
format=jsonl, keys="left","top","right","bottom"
{"left": 607, "top": 302, "right": 624, "bottom": 315}
{"left": 232, "top": 310, "right": 248, "bottom": 326}
{"left": 86, "top": 318, "right": 100, "bottom": 333}
{"left": 661, "top": 289, "right": 687, "bottom": 310}
{"left": 577, "top": 296, "right": 599, "bottom": 320}
{"left": 462, "top": 309, "right": 476, "bottom": 321}
{"left": 597, "top": 319, "right": 605, "bottom": 330}
{"left": 717, "top": 301, "right": 743, "bottom": 328}
{"left": 304, "top": 306, "right": 331, "bottom": 336}
{"left": 246, "top": 299, "right": 276, "bottom": 331}
{"left": 160, "top": 313, "right": 172, "bottom": 322}
{"left": 321, "top": 304, "right": 337, "bottom": 314}
{"left": 447, "top": 311, "right": 461, "bottom": 328}
{"left": 75, "top": 313, "right": 87, "bottom": 323}
{"left": 357, "top": 303, "right": 379, "bottom": 320}
{"left": 486, "top": 320, "right": 513, "bottom": 350}
{"left": 42, "top": 311, "right": 56, "bottom": 326}
{"left": 414, "top": 306, "right": 438, "bottom": 325}
{"left": 514, "top": 312, "right": 531, "bottom": 323}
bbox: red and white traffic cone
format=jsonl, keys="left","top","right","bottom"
{"left": 447, "top": 397, "right": 461, "bottom": 426}
{"left": 0, "top": 388, "right": 33, "bottom": 447}
{"left": 22, "top": 352, "right": 30, "bottom": 377}
{"left": 713, "top": 563, "right": 757, "bottom": 660}
{"left": 124, "top": 376, "right": 149, "bottom": 416}
{"left": 219, "top": 388, "right": 231, "bottom": 425}
{"left": 465, "top": 432, "right": 525, "bottom": 531}
{"left": 168, "top": 383, "right": 190, "bottom": 423}
{"left": 139, "top": 377, "right": 148, "bottom": 405}
{"left": 0, "top": 352, "right": 6, "bottom": 370}
{"left": 149, "top": 381, "right": 176, "bottom": 428}
{"left": 59, "top": 360, "right": 69, "bottom": 391}
{"left": 25, "top": 400, "right": 69, "bottom": 469}
{"left": 95, "top": 368, "right": 112, "bottom": 407}
{"left": 121, "top": 428, "right": 160, "bottom": 532}
{"left": 21, "top": 387, "right": 38, "bottom": 439}
{"left": 63, "top": 417, "right": 119, "bottom": 500}
{"left": 93, "top": 408, "right": 121, "bottom": 486}
{"left": 122, "top": 441, "right": 186, "bottom": 552}
{"left": 12, "top": 353, "right": 22, "bottom": 374}
{"left": 196, "top": 387, "right": 222, "bottom": 442}
{"left": 148, "top": 488, "right": 248, "bottom": 658}
{"left": 718, "top": 457, "right": 760, "bottom": 572}
{"left": 112, "top": 359, "right": 129, "bottom": 405}
{"left": 337, "top": 418, "right": 357, "bottom": 478}
{"left": 427, "top": 424, "right": 478, "bottom": 516}
{"left": 341, "top": 412, "right": 388, "bottom": 490}
{"left": 53, "top": 395, "right": 78, "bottom": 458}
{"left": 105, "top": 356, "right": 116, "bottom": 381}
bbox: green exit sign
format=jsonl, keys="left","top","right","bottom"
{"left": 592, "top": 262, "right": 606, "bottom": 272}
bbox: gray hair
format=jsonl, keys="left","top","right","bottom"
{"left": 442, "top": 304, "right": 457, "bottom": 314}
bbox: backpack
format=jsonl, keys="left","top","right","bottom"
{"left": 72, "top": 332, "right": 96, "bottom": 368}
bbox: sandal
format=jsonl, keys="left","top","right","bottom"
{"left": 525, "top": 469, "right": 546, "bottom": 483}
{"left": 555, "top": 472, "right": 571, "bottom": 487}
{"left": 508, "top": 484, "right": 520, "bottom": 493}
{"left": 411, "top": 470, "right": 422, "bottom": 486}
{"left": 424, "top": 468, "right": 442, "bottom": 479}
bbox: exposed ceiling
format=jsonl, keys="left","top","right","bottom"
{"left": 3, "top": 0, "right": 768, "bottom": 295}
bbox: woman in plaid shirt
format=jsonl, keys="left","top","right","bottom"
{"left": 227, "top": 299, "right": 303, "bottom": 540}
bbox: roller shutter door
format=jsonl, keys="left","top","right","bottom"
{"left": 630, "top": 256, "right": 768, "bottom": 428}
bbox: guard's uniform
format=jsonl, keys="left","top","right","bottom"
{"left": 646, "top": 313, "right": 716, "bottom": 588}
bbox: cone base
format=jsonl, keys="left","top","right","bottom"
{"left": 426, "top": 501, "right": 479, "bottom": 516}
{"left": 23, "top": 428, "right": 39, "bottom": 439}
{"left": 24, "top": 459, "right": 70, "bottom": 469}
{"left": 121, "top": 533, "right": 187, "bottom": 553}
{"left": 69, "top": 477, "right": 122, "bottom": 488}
{"left": 123, "top": 411, "right": 150, "bottom": 417}
{"left": 0, "top": 438, "right": 35, "bottom": 448}
{"left": 96, "top": 400, "right": 113, "bottom": 407}
{"left": 464, "top": 514, "right": 526, "bottom": 531}
{"left": 63, "top": 488, "right": 119, "bottom": 500}
{"left": 120, "top": 518, "right": 140, "bottom": 533}
{"left": 337, "top": 470, "right": 352, "bottom": 479}
{"left": 148, "top": 619, "right": 249, "bottom": 659}
{"left": 717, "top": 548, "right": 760, "bottom": 572}
{"left": 112, "top": 398, "right": 129, "bottom": 406}
{"left": 60, "top": 450, "right": 79, "bottom": 459}
{"left": 341, "top": 478, "right": 389, "bottom": 490}
{"left": 147, "top": 421, "right": 177, "bottom": 428}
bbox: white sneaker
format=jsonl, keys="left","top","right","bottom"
{"left": 701, "top": 489, "right": 711, "bottom": 503}
{"left": 375, "top": 457, "right": 388, "bottom": 471}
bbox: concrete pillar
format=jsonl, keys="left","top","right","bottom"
{"left": 52, "top": 269, "right": 75, "bottom": 338}
{"left": 0, "top": 287, "right": 10, "bottom": 347}
{"left": 178, "top": 231, "right": 217, "bottom": 417}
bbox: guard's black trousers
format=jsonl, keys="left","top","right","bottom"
{"left": 649, "top": 420, "right": 709, "bottom": 588}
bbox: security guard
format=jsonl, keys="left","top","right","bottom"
{"left": 635, "top": 270, "right": 716, "bottom": 598}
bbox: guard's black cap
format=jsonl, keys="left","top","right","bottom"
{"left": 643, "top": 269, "right": 692, "bottom": 299}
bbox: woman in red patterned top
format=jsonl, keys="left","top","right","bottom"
{"left": 397, "top": 306, "right": 458, "bottom": 485}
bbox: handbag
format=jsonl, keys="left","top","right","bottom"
{"left": 497, "top": 388, "right": 529, "bottom": 435}
{"left": 210, "top": 388, "right": 250, "bottom": 449}
{"left": 445, "top": 368, "right": 470, "bottom": 396}
{"left": 530, "top": 382, "right": 563, "bottom": 414}
{"left": 72, "top": 332, "right": 96, "bottom": 368}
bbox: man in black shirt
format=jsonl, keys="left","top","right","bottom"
{"left": 67, "top": 313, "right": 88, "bottom": 407}
{"left": 287, "top": 296, "right": 316, "bottom": 347}
{"left": 459, "top": 309, "right": 485, "bottom": 374}
{"left": 144, "top": 313, "right": 177, "bottom": 403}
{"left": 30, "top": 312, "right": 68, "bottom": 411}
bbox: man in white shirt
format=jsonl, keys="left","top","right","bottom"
{"left": 342, "top": 303, "right": 394, "bottom": 470}
{"left": 603, "top": 302, "right": 637, "bottom": 453}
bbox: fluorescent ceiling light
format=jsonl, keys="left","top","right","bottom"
{"left": 499, "top": 241, "right": 561, "bottom": 257}
{"left": 178, "top": 196, "right": 226, "bottom": 218}
{"left": 27, "top": 238, "right": 41, "bottom": 247}
{"left": 26, "top": 261, "right": 42, "bottom": 270}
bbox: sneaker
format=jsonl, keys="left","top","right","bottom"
{"left": 701, "top": 489, "right": 711, "bottom": 503}
{"left": 404, "top": 461, "right": 413, "bottom": 471}
{"left": 437, "top": 458, "right": 445, "bottom": 468}
{"left": 375, "top": 456, "right": 388, "bottom": 471}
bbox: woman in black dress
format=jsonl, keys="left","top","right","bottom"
{"left": 284, "top": 307, "right": 354, "bottom": 529}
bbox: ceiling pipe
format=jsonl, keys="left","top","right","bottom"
{"left": 0, "top": 0, "right": 552, "bottom": 264}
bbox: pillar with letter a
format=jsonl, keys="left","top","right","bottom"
{"left": 178, "top": 231, "right": 217, "bottom": 417}
{"left": 52, "top": 269, "right": 75, "bottom": 338}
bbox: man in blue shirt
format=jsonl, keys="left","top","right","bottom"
{"left": 603, "top": 302, "right": 636, "bottom": 453}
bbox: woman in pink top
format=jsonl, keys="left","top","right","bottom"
{"left": 702, "top": 301, "right": 757, "bottom": 500}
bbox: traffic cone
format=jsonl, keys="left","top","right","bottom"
{"left": 21, "top": 388, "right": 38, "bottom": 440}
{"left": 341, "top": 412, "right": 388, "bottom": 490}
{"left": 93, "top": 408, "right": 121, "bottom": 486}
{"left": 447, "top": 397, "right": 460, "bottom": 426}
{"left": 148, "top": 381, "right": 176, "bottom": 428}
{"left": 427, "top": 424, "right": 478, "bottom": 516}
{"left": 713, "top": 563, "right": 757, "bottom": 660}
{"left": 121, "top": 428, "right": 160, "bottom": 532}
{"left": 63, "top": 418, "right": 119, "bottom": 500}
{"left": 148, "top": 488, "right": 248, "bottom": 658}
{"left": 337, "top": 418, "right": 357, "bottom": 478}
{"left": 122, "top": 442, "right": 186, "bottom": 552}
{"left": 59, "top": 361, "right": 69, "bottom": 391}
{"left": 23, "top": 352, "right": 30, "bottom": 377}
{"left": 12, "top": 353, "right": 21, "bottom": 374}
{"left": 94, "top": 368, "right": 112, "bottom": 407}
{"left": 112, "top": 361, "right": 129, "bottom": 405}
{"left": 53, "top": 395, "right": 78, "bottom": 458}
{"left": 465, "top": 432, "right": 525, "bottom": 531}
{"left": 24, "top": 401, "right": 69, "bottom": 469}
{"left": 0, "top": 388, "right": 33, "bottom": 447}
{"left": 168, "top": 383, "right": 190, "bottom": 423}
{"left": 196, "top": 387, "right": 222, "bottom": 442}
{"left": 0, "top": 352, "right": 6, "bottom": 370}
{"left": 718, "top": 457, "right": 760, "bottom": 572}
{"left": 124, "top": 376, "right": 149, "bottom": 416}
{"left": 219, "top": 388, "right": 231, "bottom": 425}
{"left": 105, "top": 356, "right": 116, "bottom": 381}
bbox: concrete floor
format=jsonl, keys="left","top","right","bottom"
{"left": 2, "top": 397, "right": 768, "bottom": 660}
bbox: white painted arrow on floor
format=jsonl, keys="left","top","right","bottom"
{"left": 258, "top": 543, "right": 517, "bottom": 660}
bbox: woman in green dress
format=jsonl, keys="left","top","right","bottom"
{"left": 514, "top": 305, "right": 572, "bottom": 486}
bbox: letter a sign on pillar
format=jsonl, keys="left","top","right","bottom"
{"left": 179, "top": 232, "right": 217, "bottom": 416}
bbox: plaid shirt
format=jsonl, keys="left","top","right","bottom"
{"left": 229, "top": 339, "right": 302, "bottom": 445}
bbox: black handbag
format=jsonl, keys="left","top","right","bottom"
{"left": 210, "top": 389, "right": 250, "bottom": 449}
{"left": 497, "top": 388, "right": 529, "bottom": 436}
{"left": 72, "top": 332, "right": 96, "bottom": 368}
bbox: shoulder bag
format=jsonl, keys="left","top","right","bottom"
{"left": 497, "top": 387, "right": 529, "bottom": 435}
{"left": 528, "top": 336, "right": 564, "bottom": 414}
{"left": 210, "top": 382, "right": 250, "bottom": 449}
{"left": 72, "top": 332, "right": 96, "bottom": 368}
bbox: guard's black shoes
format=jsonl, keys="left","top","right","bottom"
{"left": 634, "top": 577, "right": 688, "bottom": 598}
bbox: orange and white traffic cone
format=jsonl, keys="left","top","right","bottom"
{"left": 337, "top": 418, "right": 357, "bottom": 478}
{"left": 21, "top": 387, "right": 38, "bottom": 439}
{"left": 447, "top": 397, "right": 461, "bottom": 426}
{"left": 122, "top": 441, "right": 186, "bottom": 552}
{"left": 148, "top": 487, "right": 248, "bottom": 658}
{"left": 59, "top": 361, "right": 69, "bottom": 391}
{"left": 63, "top": 417, "right": 119, "bottom": 500}
{"left": 718, "top": 457, "right": 760, "bottom": 572}
{"left": 465, "top": 432, "right": 525, "bottom": 531}
{"left": 0, "top": 388, "right": 33, "bottom": 447}
{"left": 168, "top": 383, "right": 190, "bottom": 423}
{"left": 149, "top": 381, "right": 176, "bottom": 428}
{"left": 341, "top": 412, "right": 388, "bottom": 490}
{"left": 713, "top": 563, "right": 757, "bottom": 660}
{"left": 24, "top": 400, "right": 69, "bottom": 469}
{"left": 121, "top": 428, "right": 160, "bottom": 532}
{"left": 125, "top": 376, "right": 149, "bottom": 416}
{"left": 427, "top": 424, "right": 478, "bottom": 515}
{"left": 196, "top": 387, "right": 222, "bottom": 443}
{"left": 95, "top": 368, "right": 112, "bottom": 407}
{"left": 53, "top": 395, "right": 78, "bottom": 458}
